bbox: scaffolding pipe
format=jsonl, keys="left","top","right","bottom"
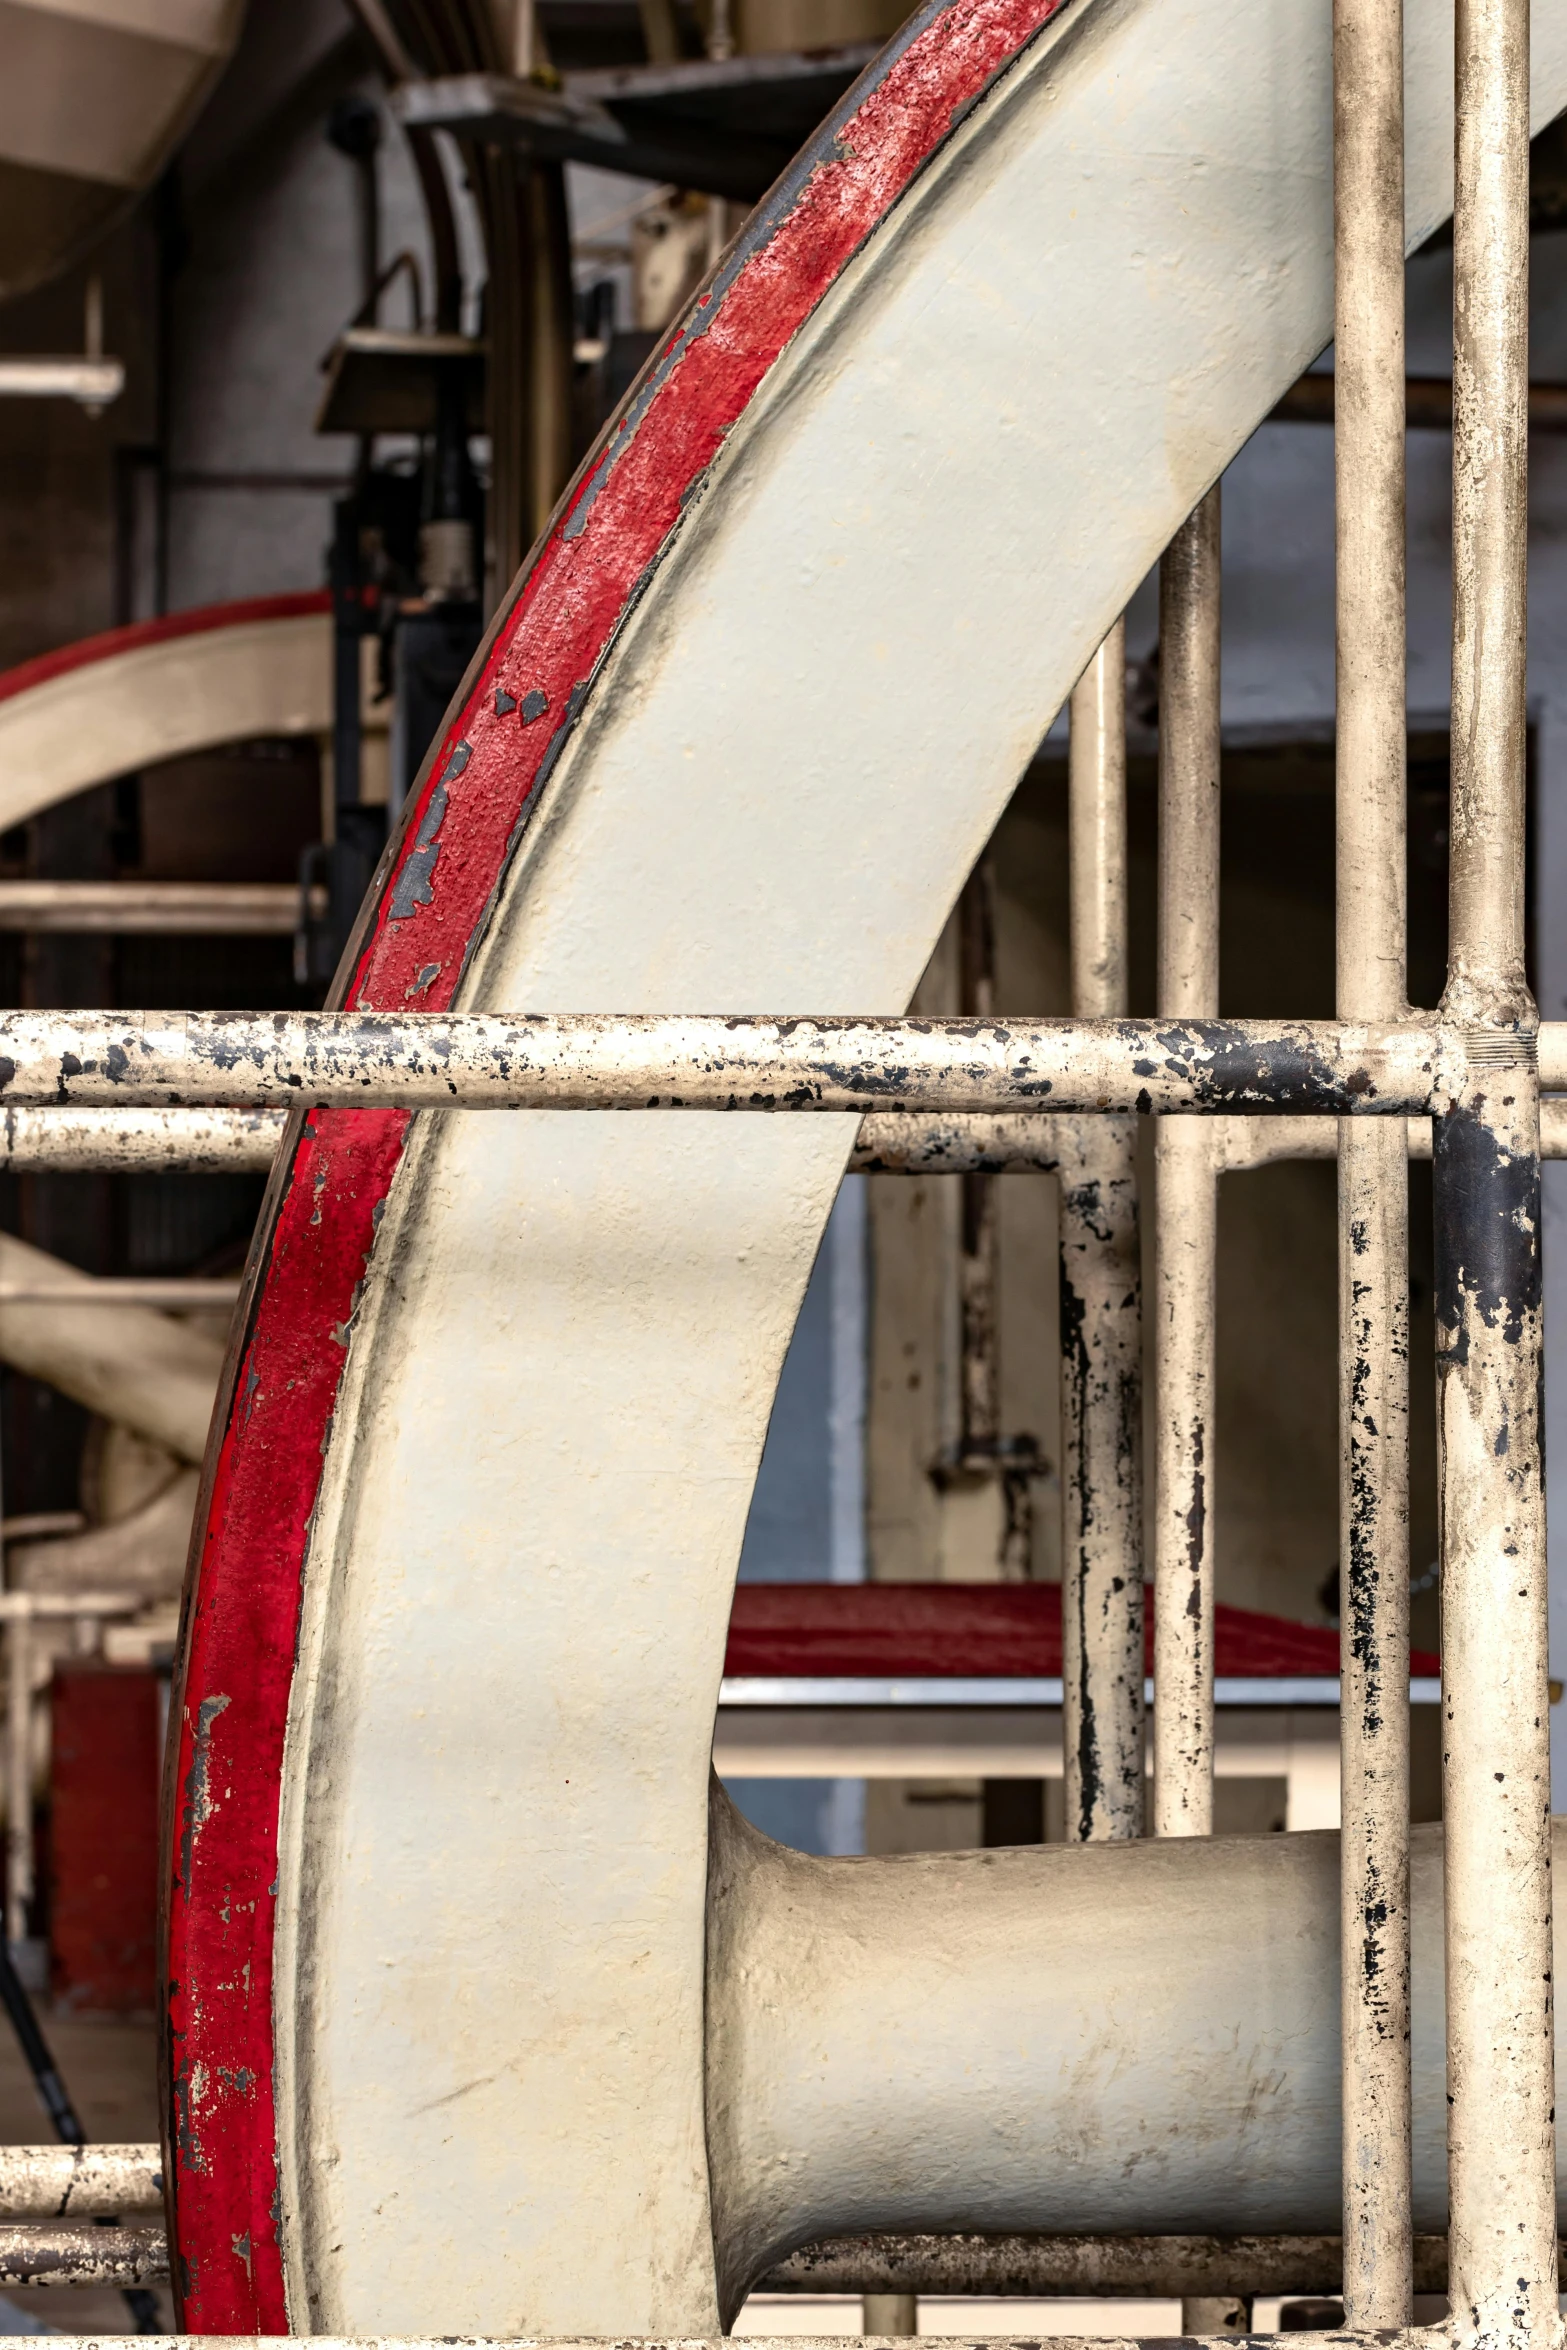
{"left": 0, "top": 1009, "right": 1474, "bottom": 1113}
{"left": 1061, "top": 621, "right": 1143, "bottom": 1840}
{"left": 1154, "top": 487, "right": 1221, "bottom": 1842}
{"left": 1440, "top": 0, "right": 1554, "bottom": 2335}
{"left": 1333, "top": 0, "right": 1412, "bottom": 2317}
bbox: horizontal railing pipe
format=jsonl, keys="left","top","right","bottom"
{"left": 760, "top": 2231, "right": 1564, "bottom": 2298}
{"left": 0, "top": 1010, "right": 1491, "bottom": 1114}
{"left": 5, "top": 1097, "right": 1567, "bottom": 1174}
{"left": 0, "top": 2144, "right": 161, "bottom": 2217}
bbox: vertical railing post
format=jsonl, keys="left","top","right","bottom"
{"left": 1154, "top": 489, "right": 1222, "bottom": 1842}
{"left": 1334, "top": 0, "right": 1413, "bottom": 2323}
{"left": 954, "top": 860, "right": 1034, "bottom": 1579}
{"left": 1061, "top": 619, "right": 1144, "bottom": 1842}
{"left": 1441, "top": 0, "right": 1556, "bottom": 2339}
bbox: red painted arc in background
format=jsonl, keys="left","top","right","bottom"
{"left": 723, "top": 1582, "right": 1440, "bottom": 1681}
{"left": 0, "top": 592, "right": 331, "bottom": 707}
{"left": 162, "top": 0, "right": 1073, "bottom": 2327}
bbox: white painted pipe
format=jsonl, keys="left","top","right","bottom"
{"left": 1063, "top": 623, "right": 1142, "bottom": 1841}
{"left": 0, "top": 1009, "right": 1490, "bottom": 1112}
{"left": 1332, "top": 0, "right": 1412, "bottom": 2310}
{"left": 1154, "top": 488, "right": 1222, "bottom": 1845}
{"left": 1439, "top": 0, "right": 1552, "bottom": 2330}
{"left": 0, "top": 1232, "right": 222, "bottom": 1465}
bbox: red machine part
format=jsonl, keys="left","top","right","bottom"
{"left": 724, "top": 1581, "right": 1440, "bottom": 1680}
{"left": 50, "top": 1664, "right": 160, "bottom": 2014}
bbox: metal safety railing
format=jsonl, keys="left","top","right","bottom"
{"left": 0, "top": 0, "right": 1541, "bottom": 2343}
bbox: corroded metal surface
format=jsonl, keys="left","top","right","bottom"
{"left": 1062, "top": 629, "right": 1143, "bottom": 1840}
{"left": 850, "top": 1114, "right": 1064, "bottom": 1173}
{"left": 761, "top": 2231, "right": 1492, "bottom": 2295}
{"left": 10, "top": 1101, "right": 1567, "bottom": 1175}
{"left": 0, "top": 1010, "right": 1470, "bottom": 1112}
{"left": 1151, "top": 1119, "right": 1217, "bottom": 1836}
{"left": 1440, "top": 0, "right": 1554, "bottom": 2337}
{"left": 1333, "top": 0, "right": 1413, "bottom": 2312}
{"left": 1153, "top": 487, "right": 1222, "bottom": 1845}
{"left": 0, "top": 1106, "right": 283, "bottom": 1171}
{"left": 1338, "top": 1124, "right": 1411, "bottom": 2326}
{"left": 0, "top": 2336, "right": 1447, "bottom": 2350}
{"left": 0, "top": 2225, "right": 168, "bottom": 2284}
{"left": 1058, "top": 1115, "right": 1143, "bottom": 1843}
{"left": 853, "top": 1107, "right": 1567, "bottom": 1173}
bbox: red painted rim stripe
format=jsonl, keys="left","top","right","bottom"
{"left": 165, "top": 0, "right": 1070, "bottom": 2327}
{"left": 0, "top": 592, "right": 331, "bottom": 708}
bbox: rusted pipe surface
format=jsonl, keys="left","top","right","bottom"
{"left": 1058, "top": 1116, "right": 1143, "bottom": 1842}
{"left": 1333, "top": 0, "right": 1412, "bottom": 2311}
{"left": 11, "top": 1101, "right": 1567, "bottom": 1175}
{"left": 956, "top": 865, "right": 1004, "bottom": 1473}
{"left": 852, "top": 1106, "right": 1567, "bottom": 1173}
{"left": 1154, "top": 488, "right": 1222, "bottom": 1847}
{"left": 1337, "top": 1127, "right": 1411, "bottom": 2325}
{"left": 0, "top": 2144, "right": 161, "bottom": 2217}
{"left": 0, "top": 1106, "right": 283, "bottom": 1171}
{"left": 1151, "top": 1120, "right": 1216, "bottom": 1837}
{"left": 851, "top": 1115, "right": 1064, "bottom": 1172}
{"left": 762, "top": 2233, "right": 1509, "bottom": 2296}
{"left": 0, "top": 1011, "right": 1479, "bottom": 1112}
{"left": 1435, "top": 1039, "right": 1551, "bottom": 2342}
{"left": 1441, "top": 0, "right": 1551, "bottom": 2333}
{"left": 1064, "top": 628, "right": 1142, "bottom": 1835}
{"left": 0, "top": 2334, "right": 1450, "bottom": 2349}
{"left": 0, "top": 2225, "right": 167, "bottom": 2283}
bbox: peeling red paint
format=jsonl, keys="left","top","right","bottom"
{"left": 162, "top": 0, "right": 1070, "bottom": 2326}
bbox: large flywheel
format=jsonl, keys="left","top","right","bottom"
{"left": 164, "top": 0, "right": 1567, "bottom": 2336}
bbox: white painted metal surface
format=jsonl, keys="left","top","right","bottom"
{"left": 111, "top": 0, "right": 1567, "bottom": 2336}
{"left": 0, "top": 359, "right": 124, "bottom": 406}
{"left": 704, "top": 1813, "right": 1567, "bottom": 2310}
{"left": 0, "top": 602, "right": 329, "bottom": 837}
